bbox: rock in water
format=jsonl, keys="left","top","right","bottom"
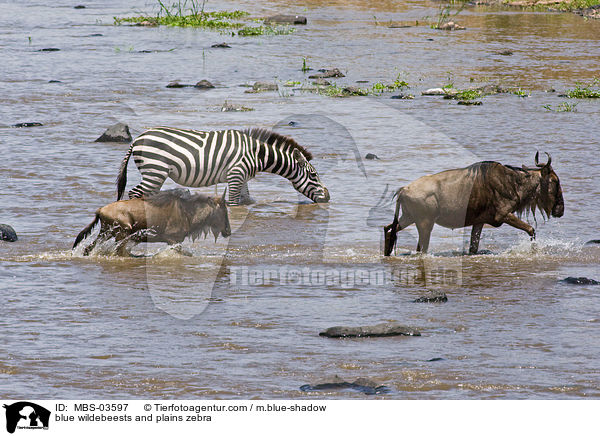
{"left": 12, "top": 122, "right": 43, "bottom": 128}
{"left": 365, "top": 153, "right": 379, "bottom": 160}
{"left": 319, "top": 322, "right": 420, "bottom": 338}
{"left": 560, "top": 277, "right": 600, "bottom": 285}
{"left": 194, "top": 80, "right": 215, "bottom": 89}
{"left": 413, "top": 291, "right": 448, "bottom": 303}
{"left": 211, "top": 42, "right": 231, "bottom": 48}
{"left": 300, "top": 376, "right": 390, "bottom": 395}
{"left": 95, "top": 123, "right": 132, "bottom": 143}
{"left": 308, "top": 68, "right": 345, "bottom": 79}
{"left": 585, "top": 240, "right": 600, "bottom": 245}
{"left": 264, "top": 14, "right": 307, "bottom": 25}
{"left": 0, "top": 224, "right": 18, "bottom": 242}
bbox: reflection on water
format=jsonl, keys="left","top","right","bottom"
{"left": 1, "top": 0, "right": 599, "bottom": 399}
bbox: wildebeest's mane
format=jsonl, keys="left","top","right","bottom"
{"left": 145, "top": 189, "right": 214, "bottom": 216}
{"left": 244, "top": 128, "right": 313, "bottom": 161}
{"left": 467, "top": 161, "right": 548, "bottom": 221}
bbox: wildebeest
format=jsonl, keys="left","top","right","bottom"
{"left": 384, "top": 152, "right": 564, "bottom": 255}
{"left": 73, "top": 188, "right": 231, "bottom": 256}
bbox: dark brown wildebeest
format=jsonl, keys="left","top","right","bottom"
{"left": 73, "top": 188, "right": 231, "bottom": 256}
{"left": 384, "top": 152, "right": 564, "bottom": 255}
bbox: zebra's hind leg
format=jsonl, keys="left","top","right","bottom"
{"left": 128, "top": 167, "right": 169, "bottom": 199}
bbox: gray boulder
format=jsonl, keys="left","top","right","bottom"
{"left": 319, "top": 322, "right": 420, "bottom": 338}
{"left": 95, "top": 123, "right": 132, "bottom": 143}
{"left": 300, "top": 375, "right": 389, "bottom": 395}
{"left": 264, "top": 14, "right": 307, "bottom": 25}
{"left": 0, "top": 224, "right": 18, "bottom": 242}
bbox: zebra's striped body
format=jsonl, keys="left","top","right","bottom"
{"left": 116, "top": 127, "right": 329, "bottom": 205}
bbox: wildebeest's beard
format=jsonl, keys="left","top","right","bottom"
{"left": 519, "top": 169, "right": 564, "bottom": 221}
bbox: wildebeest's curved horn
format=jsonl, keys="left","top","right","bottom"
{"left": 535, "top": 151, "right": 552, "bottom": 168}
{"left": 221, "top": 187, "right": 227, "bottom": 202}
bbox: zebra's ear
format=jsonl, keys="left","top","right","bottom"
{"left": 293, "top": 148, "right": 308, "bottom": 166}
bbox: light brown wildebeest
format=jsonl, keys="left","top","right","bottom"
{"left": 384, "top": 152, "right": 564, "bottom": 255}
{"left": 73, "top": 188, "right": 231, "bottom": 256}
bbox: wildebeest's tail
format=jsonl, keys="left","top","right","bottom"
{"left": 392, "top": 187, "right": 405, "bottom": 223}
{"left": 116, "top": 142, "right": 134, "bottom": 200}
{"left": 73, "top": 214, "right": 100, "bottom": 249}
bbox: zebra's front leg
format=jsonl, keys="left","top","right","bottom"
{"left": 239, "top": 182, "right": 255, "bottom": 205}
{"left": 226, "top": 171, "right": 248, "bottom": 206}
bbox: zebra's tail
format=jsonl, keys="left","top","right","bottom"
{"left": 73, "top": 214, "right": 100, "bottom": 249}
{"left": 116, "top": 143, "right": 134, "bottom": 200}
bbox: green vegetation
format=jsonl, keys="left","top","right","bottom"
{"left": 114, "top": 0, "right": 296, "bottom": 36}
{"left": 543, "top": 102, "right": 578, "bottom": 112}
{"left": 513, "top": 88, "right": 530, "bottom": 97}
{"left": 301, "top": 57, "right": 311, "bottom": 73}
{"left": 425, "top": 1, "right": 467, "bottom": 29}
{"left": 313, "top": 74, "right": 410, "bottom": 98}
{"left": 284, "top": 80, "right": 301, "bottom": 87}
{"left": 564, "top": 79, "right": 600, "bottom": 98}
{"left": 520, "top": 0, "right": 600, "bottom": 12}
{"left": 449, "top": 89, "right": 482, "bottom": 100}
{"left": 237, "top": 25, "right": 295, "bottom": 36}
{"left": 370, "top": 75, "right": 409, "bottom": 94}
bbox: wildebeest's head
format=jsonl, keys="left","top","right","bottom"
{"left": 532, "top": 152, "right": 564, "bottom": 218}
{"left": 190, "top": 189, "right": 231, "bottom": 241}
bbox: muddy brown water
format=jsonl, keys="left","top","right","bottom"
{"left": 1, "top": 1, "right": 599, "bottom": 399}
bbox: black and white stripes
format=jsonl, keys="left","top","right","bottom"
{"left": 116, "top": 127, "right": 329, "bottom": 205}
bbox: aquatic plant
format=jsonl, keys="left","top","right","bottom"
{"left": 425, "top": 1, "right": 468, "bottom": 29}
{"left": 237, "top": 25, "right": 295, "bottom": 36}
{"left": 564, "top": 79, "right": 600, "bottom": 98}
{"left": 114, "top": 0, "right": 249, "bottom": 29}
{"left": 513, "top": 88, "right": 530, "bottom": 97}
{"left": 301, "top": 57, "right": 310, "bottom": 73}
{"left": 543, "top": 102, "right": 578, "bottom": 112}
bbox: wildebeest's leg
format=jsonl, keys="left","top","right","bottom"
{"left": 128, "top": 165, "right": 170, "bottom": 199}
{"left": 415, "top": 220, "right": 434, "bottom": 253}
{"left": 83, "top": 225, "right": 111, "bottom": 256}
{"left": 114, "top": 234, "right": 132, "bottom": 257}
{"left": 502, "top": 213, "right": 536, "bottom": 240}
{"left": 469, "top": 224, "right": 484, "bottom": 255}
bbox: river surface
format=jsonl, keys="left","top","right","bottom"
{"left": 1, "top": 0, "right": 599, "bottom": 399}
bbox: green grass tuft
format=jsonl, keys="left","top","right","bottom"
{"left": 565, "top": 79, "right": 600, "bottom": 98}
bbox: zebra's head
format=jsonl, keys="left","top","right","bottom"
{"left": 291, "top": 149, "right": 330, "bottom": 203}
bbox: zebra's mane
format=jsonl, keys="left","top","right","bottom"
{"left": 244, "top": 128, "right": 313, "bottom": 161}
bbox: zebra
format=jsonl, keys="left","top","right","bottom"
{"left": 116, "top": 127, "right": 330, "bottom": 205}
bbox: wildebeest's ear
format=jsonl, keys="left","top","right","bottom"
{"left": 293, "top": 148, "right": 308, "bottom": 166}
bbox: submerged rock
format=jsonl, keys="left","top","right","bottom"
{"left": 0, "top": 224, "right": 18, "bottom": 242}
{"left": 585, "top": 240, "right": 600, "bottom": 245}
{"left": 37, "top": 48, "right": 60, "bottom": 52}
{"left": 308, "top": 68, "right": 345, "bottom": 79}
{"left": 264, "top": 14, "right": 307, "bottom": 25}
{"left": 413, "top": 291, "right": 448, "bottom": 303}
{"left": 427, "top": 357, "right": 445, "bottom": 362}
{"left": 437, "top": 21, "right": 465, "bottom": 30}
{"left": 422, "top": 88, "right": 457, "bottom": 96}
{"left": 457, "top": 100, "right": 483, "bottom": 105}
{"left": 211, "top": 42, "right": 231, "bottom": 48}
{"left": 300, "top": 375, "right": 390, "bottom": 395}
{"left": 221, "top": 102, "right": 254, "bottom": 112}
{"left": 245, "top": 81, "right": 278, "bottom": 93}
{"left": 74, "top": 5, "right": 86, "bottom": 9}
{"left": 12, "top": 122, "right": 43, "bottom": 128}
{"left": 319, "top": 322, "right": 420, "bottom": 338}
{"left": 390, "top": 93, "right": 414, "bottom": 99}
{"left": 166, "top": 81, "right": 188, "bottom": 88}
{"left": 312, "top": 78, "right": 331, "bottom": 86}
{"left": 496, "top": 49, "right": 513, "bottom": 56}
{"left": 194, "top": 80, "right": 215, "bottom": 89}
{"left": 365, "top": 153, "right": 379, "bottom": 160}
{"left": 560, "top": 277, "right": 600, "bottom": 285}
{"left": 95, "top": 123, "right": 132, "bottom": 143}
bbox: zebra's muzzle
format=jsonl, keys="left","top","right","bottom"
{"left": 314, "top": 187, "right": 330, "bottom": 203}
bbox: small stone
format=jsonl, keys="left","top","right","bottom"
{"left": 37, "top": 48, "right": 60, "bottom": 52}
{"left": 390, "top": 93, "right": 414, "bottom": 99}
{"left": 48, "top": 80, "right": 62, "bottom": 83}
{"left": 365, "top": 153, "right": 379, "bottom": 160}
{"left": 12, "top": 122, "right": 43, "bottom": 128}
{"left": 585, "top": 240, "right": 600, "bottom": 245}
{"left": 413, "top": 291, "right": 448, "bottom": 303}
{"left": 95, "top": 122, "right": 132, "bottom": 143}
{"left": 312, "top": 78, "right": 331, "bottom": 86}
{"left": 74, "top": 5, "right": 86, "bottom": 9}
{"left": 252, "top": 81, "right": 278, "bottom": 91}
{"left": 437, "top": 21, "right": 465, "bottom": 30}
{"left": 457, "top": 100, "right": 482, "bottom": 105}
{"left": 427, "top": 357, "right": 445, "bottom": 362}
{"left": 264, "top": 14, "right": 307, "bottom": 25}
{"left": 194, "top": 80, "right": 215, "bottom": 89}
{"left": 342, "top": 86, "right": 367, "bottom": 96}
{"left": 422, "top": 88, "right": 455, "bottom": 96}
{"left": 221, "top": 102, "right": 254, "bottom": 112}
{"left": 497, "top": 49, "right": 513, "bottom": 56}
{"left": 300, "top": 376, "right": 390, "bottom": 395}
{"left": 560, "top": 277, "right": 600, "bottom": 285}
{"left": 319, "top": 322, "right": 420, "bottom": 338}
{"left": 0, "top": 224, "right": 18, "bottom": 242}
{"left": 166, "top": 81, "right": 188, "bottom": 88}
{"left": 308, "top": 68, "right": 345, "bottom": 79}
{"left": 211, "top": 42, "right": 231, "bottom": 48}
{"left": 136, "top": 20, "right": 158, "bottom": 27}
